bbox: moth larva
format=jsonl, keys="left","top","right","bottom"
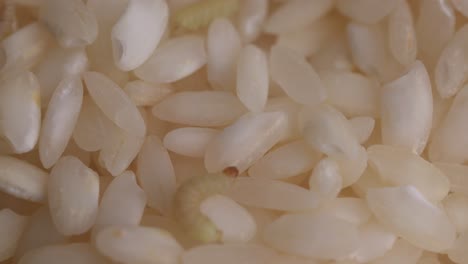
{"left": 173, "top": 172, "right": 236, "bottom": 243}
{"left": 172, "top": 0, "right": 239, "bottom": 32}
{"left": 0, "top": 0, "right": 16, "bottom": 38}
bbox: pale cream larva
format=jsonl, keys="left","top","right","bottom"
{"left": 111, "top": 0, "right": 168, "bottom": 71}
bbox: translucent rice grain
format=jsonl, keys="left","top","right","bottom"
{"left": 40, "top": 0, "right": 97, "bottom": 47}
{"left": 163, "top": 127, "right": 219, "bottom": 158}
{"left": 416, "top": 0, "right": 455, "bottom": 70}
{"left": 134, "top": 35, "right": 206, "bottom": 83}
{"left": 333, "top": 144, "right": 368, "bottom": 187}
{"left": 83, "top": 71, "right": 146, "bottom": 137}
{"left": 48, "top": 156, "right": 99, "bottom": 236}
{"left": 311, "top": 35, "right": 354, "bottom": 72}
{"left": 248, "top": 140, "right": 321, "bottom": 179}
{"left": 86, "top": 0, "right": 129, "bottom": 86}
{"left": 348, "top": 221, "right": 397, "bottom": 263}
{"left": 93, "top": 171, "right": 146, "bottom": 237}
{"left": 318, "top": 198, "right": 372, "bottom": 226}
{"left": 263, "top": 213, "right": 359, "bottom": 260}
{"left": 320, "top": 70, "right": 379, "bottom": 117}
{"left": 0, "top": 209, "right": 27, "bottom": 261}
{"left": 227, "top": 177, "right": 320, "bottom": 211}
{"left": 347, "top": 22, "right": 402, "bottom": 82}
{"left": 349, "top": 116, "right": 375, "bottom": 144}
{"left": 207, "top": 18, "right": 241, "bottom": 90}
{"left": 123, "top": 80, "right": 172, "bottom": 106}
{"left": 14, "top": 207, "right": 67, "bottom": 260}
{"left": 236, "top": 44, "right": 269, "bottom": 113}
{"left": 442, "top": 193, "right": 468, "bottom": 233}
{"left": 95, "top": 226, "right": 183, "bottom": 264}
{"left": 152, "top": 91, "right": 245, "bottom": 127}
{"left": 309, "top": 158, "right": 342, "bottom": 201}
{"left": 34, "top": 48, "right": 88, "bottom": 107}
{"left": 99, "top": 126, "right": 144, "bottom": 176}
{"left": 435, "top": 24, "right": 468, "bottom": 98}
{"left": 62, "top": 140, "right": 91, "bottom": 167}
{"left": 111, "top": 0, "right": 168, "bottom": 71}
{"left": 200, "top": 194, "right": 256, "bottom": 243}
{"left": 368, "top": 145, "right": 449, "bottom": 201}
{"left": 204, "top": 112, "right": 287, "bottom": 173}
{"left": 72, "top": 96, "right": 114, "bottom": 152}
{"left": 264, "top": 0, "right": 333, "bottom": 34}
{"left": 371, "top": 239, "right": 423, "bottom": 264}
{"left": 352, "top": 169, "right": 386, "bottom": 198}
{"left": 237, "top": 0, "right": 268, "bottom": 43}
{"left": 18, "top": 243, "right": 108, "bottom": 264}
{"left": 435, "top": 163, "right": 468, "bottom": 194}
{"left": 137, "top": 135, "right": 176, "bottom": 214}
{"left": 336, "top": 0, "right": 398, "bottom": 24}
{"left": 276, "top": 14, "right": 345, "bottom": 58}
{"left": 264, "top": 97, "right": 301, "bottom": 141}
{"left": 0, "top": 71, "right": 40, "bottom": 154}
{"left": 452, "top": 0, "right": 468, "bottom": 17}
{"left": 447, "top": 231, "right": 468, "bottom": 264}
{"left": 270, "top": 45, "right": 326, "bottom": 106}
{"left": 39, "top": 77, "right": 83, "bottom": 169}
{"left": 366, "top": 186, "right": 456, "bottom": 252}
{"left": 381, "top": 61, "right": 433, "bottom": 154}
{"left": 302, "top": 105, "right": 361, "bottom": 159}
{"left": 0, "top": 156, "right": 47, "bottom": 202}
{"left": 0, "top": 22, "right": 51, "bottom": 75}
{"left": 388, "top": 0, "right": 417, "bottom": 66}
{"left": 429, "top": 84, "right": 468, "bottom": 163}
{"left": 182, "top": 244, "right": 276, "bottom": 264}
{"left": 417, "top": 253, "right": 441, "bottom": 264}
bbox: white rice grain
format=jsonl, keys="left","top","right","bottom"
{"left": 0, "top": 209, "right": 28, "bottom": 261}
{"left": 39, "top": 77, "right": 83, "bottom": 169}
{"left": 204, "top": 111, "right": 287, "bottom": 173}
{"left": 0, "top": 71, "right": 40, "bottom": 154}
{"left": 48, "top": 156, "right": 99, "bottom": 236}
{"left": 163, "top": 127, "right": 219, "bottom": 158}
{"left": 236, "top": 44, "right": 269, "bottom": 113}
{"left": 0, "top": 156, "right": 48, "bottom": 202}
{"left": 152, "top": 91, "right": 246, "bottom": 127}
{"left": 111, "top": 0, "right": 168, "bottom": 71}
{"left": 39, "top": 0, "right": 97, "bottom": 48}
{"left": 135, "top": 35, "right": 206, "bottom": 83}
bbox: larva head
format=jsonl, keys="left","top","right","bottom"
{"left": 173, "top": 173, "right": 233, "bottom": 243}
{"left": 222, "top": 166, "right": 239, "bottom": 177}
{"left": 190, "top": 218, "right": 221, "bottom": 243}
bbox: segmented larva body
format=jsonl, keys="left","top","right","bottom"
{"left": 173, "top": 173, "right": 235, "bottom": 243}
{"left": 172, "top": 0, "right": 239, "bottom": 31}
{"left": 0, "top": 0, "right": 16, "bottom": 38}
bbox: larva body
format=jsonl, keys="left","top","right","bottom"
{"left": 0, "top": 0, "right": 16, "bottom": 38}
{"left": 173, "top": 174, "right": 233, "bottom": 242}
{"left": 173, "top": 0, "right": 239, "bottom": 31}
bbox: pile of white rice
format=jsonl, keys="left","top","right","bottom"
{"left": 1, "top": 0, "right": 468, "bottom": 263}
